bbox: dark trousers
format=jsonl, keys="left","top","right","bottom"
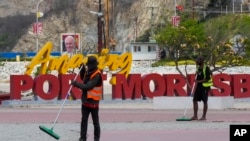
{"left": 81, "top": 104, "right": 100, "bottom": 141}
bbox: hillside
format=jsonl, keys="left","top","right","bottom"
{"left": 0, "top": 0, "right": 211, "bottom": 53}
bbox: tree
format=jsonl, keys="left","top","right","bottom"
{"left": 155, "top": 14, "right": 250, "bottom": 90}
{"left": 203, "top": 15, "right": 250, "bottom": 71}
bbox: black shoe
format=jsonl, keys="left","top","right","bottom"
{"left": 79, "top": 138, "right": 86, "bottom": 141}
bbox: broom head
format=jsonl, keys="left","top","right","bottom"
{"left": 176, "top": 116, "right": 192, "bottom": 121}
{"left": 39, "top": 125, "right": 60, "bottom": 140}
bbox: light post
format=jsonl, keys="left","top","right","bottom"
{"left": 232, "top": 0, "right": 235, "bottom": 14}
{"left": 174, "top": 0, "right": 177, "bottom": 16}
{"left": 36, "top": 0, "right": 44, "bottom": 52}
{"left": 89, "top": 0, "right": 103, "bottom": 54}
{"left": 89, "top": 10, "right": 103, "bottom": 54}
{"left": 97, "top": 0, "right": 103, "bottom": 54}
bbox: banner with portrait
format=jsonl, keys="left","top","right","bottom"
{"left": 60, "top": 33, "right": 81, "bottom": 55}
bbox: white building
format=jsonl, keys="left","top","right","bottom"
{"left": 129, "top": 41, "right": 160, "bottom": 61}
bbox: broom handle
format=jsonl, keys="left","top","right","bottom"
{"left": 51, "top": 65, "right": 84, "bottom": 130}
{"left": 183, "top": 75, "right": 197, "bottom": 116}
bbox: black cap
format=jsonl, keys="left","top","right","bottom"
{"left": 196, "top": 56, "right": 204, "bottom": 65}
{"left": 86, "top": 56, "right": 98, "bottom": 66}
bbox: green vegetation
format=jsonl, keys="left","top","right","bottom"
{"left": 152, "top": 59, "right": 196, "bottom": 67}
{"left": 152, "top": 59, "right": 250, "bottom": 67}
{"left": 0, "top": 57, "right": 33, "bottom": 62}
{"left": 155, "top": 14, "right": 250, "bottom": 70}
{"left": 152, "top": 13, "right": 250, "bottom": 89}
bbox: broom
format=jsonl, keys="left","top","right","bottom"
{"left": 39, "top": 65, "right": 84, "bottom": 139}
{"left": 176, "top": 75, "right": 196, "bottom": 121}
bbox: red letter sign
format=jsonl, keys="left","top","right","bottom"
{"left": 142, "top": 73, "right": 166, "bottom": 98}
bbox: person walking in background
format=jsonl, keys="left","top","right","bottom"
{"left": 62, "top": 35, "right": 75, "bottom": 57}
{"left": 191, "top": 56, "right": 212, "bottom": 121}
{"left": 160, "top": 49, "right": 166, "bottom": 60}
{"left": 71, "top": 56, "right": 103, "bottom": 141}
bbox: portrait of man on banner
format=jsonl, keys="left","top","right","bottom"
{"left": 60, "top": 33, "right": 81, "bottom": 57}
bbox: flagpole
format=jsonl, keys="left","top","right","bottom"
{"left": 233, "top": 0, "right": 235, "bottom": 14}
{"left": 36, "top": 0, "right": 44, "bottom": 52}
{"left": 174, "top": 0, "right": 177, "bottom": 16}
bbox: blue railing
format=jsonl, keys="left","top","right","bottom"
{"left": 109, "top": 51, "right": 122, "bottom": 55}
{"left": 26, "top": 52, "right": 37, "bottom": 57}
{"left": 0, "top": 51, "right": 122, "bottom": 59}
{"left": 0, "top": 52, "right": 61, "bottom": 59}
{"left": 0, "top": 52, "right": 23, "bottom": 59}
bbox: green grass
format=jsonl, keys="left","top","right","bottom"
{"left": 152, "top": 59, "right": 196, "bottom": 67}
{"left": 152, "top": 59, "right": 250, "bottom": 67}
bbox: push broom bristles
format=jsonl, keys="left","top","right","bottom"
{"left": 39, "top": 125, "right": 60, "bottom": 140}
{"left": 176, "top": 116, "right": 192, "bottom": 121}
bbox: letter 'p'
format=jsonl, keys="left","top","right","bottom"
{"left": 10, "top": 75, "right": 33, "bottom": 99}
{"left": 242, "top": 129, "right": 247, "bottom": 135}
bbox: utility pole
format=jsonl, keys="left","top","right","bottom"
{"left": 104, "top": 0, "right": 110, "bottom": 48}
{"left": 106, "top": 0, "right": 117, "bottom": 52}
{"left": 148, "top": 6, "right": 158, "bottom": 38}
{"left": 132, "top": 16, "right": 139, "bottom": 41}
{"left": 36, "top": 0, "right": 44, "bottom": 52}
{"left": 97, "top": 0, "right": 103, "bottom": 54}
{"left": 192, "top": 0, "right": 195, "bottom": 19}
{"left": 111, "top": 0, "right": 115, "bottom": 40}
{"left": 174, "top": 0, "right": 177, "bottom": 16}
{"left": 232, "top": 0, "right": 235, "bottom": 14}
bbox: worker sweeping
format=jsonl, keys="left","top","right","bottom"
{"left": 39, "top": 64, "right": 85, "bottom": 140}
{"left": 190, "top": 56, "right": 213, "bottom": 121}
{"left": 71, "top": 56, "right": 103, "bottom": 141}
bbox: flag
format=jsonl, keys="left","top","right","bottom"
{"left": 36, "top": 12, "right": 44, "bottom": 18}
{"left": 33, "top": 23, "right": 43, "bottom": 34}
{"left": 172, "top": 16, "right": 180, "bottom": 26}
{"left": 176, "top": 5, "right": 184, "bottom": 11}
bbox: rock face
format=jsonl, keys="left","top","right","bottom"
{"left": 0, "top": 0, "right": 35, "bottom": 17}
{"left": 2, "top": 0, "right": 162, "bottom": 53}
{"left": 1, "top": 0, "right": 208, "bottom": 53}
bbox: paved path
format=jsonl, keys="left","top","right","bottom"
{"left": 0, "top": 106, "right": 250, "bottom": 141}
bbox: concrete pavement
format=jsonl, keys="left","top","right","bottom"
{"left": 1, "top": 81, "right": 250, "bottom": 141}
{"left": 0, "top": 106, "right": 250, "bottom": 141}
